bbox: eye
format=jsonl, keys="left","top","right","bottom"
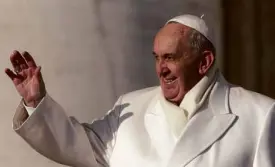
{"left": 154, "top": 55, "right": 159, "bottom": 61}
{"left": 165, "top": 55, "right": 174, "bottom": 61}
{"left": 167, "top": 56, "right": 173, "bottom": 60}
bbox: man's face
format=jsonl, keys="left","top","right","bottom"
{"left": 153, "top": 23, "right": 201, "bottom": 105}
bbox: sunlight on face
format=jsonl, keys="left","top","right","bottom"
{"left": 153, "top": 23, "right": 201, "bottom": 104}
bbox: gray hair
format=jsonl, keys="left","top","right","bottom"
{"left": 186, "top": 28, "right": 216, "bottom": 57}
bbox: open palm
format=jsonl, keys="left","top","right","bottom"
{"left": 5, "top": 51, "right": 46, "bottom": 107}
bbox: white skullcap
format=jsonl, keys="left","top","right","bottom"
{"left": 166, "top": 14, "right": 214, "bottom": 46}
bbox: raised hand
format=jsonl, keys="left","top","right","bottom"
{"left": 5, "top": 51, "right": 46, "bottom": 107}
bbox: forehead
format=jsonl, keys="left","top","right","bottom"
{"left": 153, "top": 23, "right": 190, "bottom": 55}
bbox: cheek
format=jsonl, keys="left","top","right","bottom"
{"left": 167, "top": 62, "right": 182, "bottom": 76}
{"left": 155, "top": 62, "right": 161, "bottom": 74}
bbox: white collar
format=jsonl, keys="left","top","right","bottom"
{"left": 157, "top": 64, "right": 218, "bottom": 138}
{"left": 179, "top": 63, "right": 218, "bottom": 119}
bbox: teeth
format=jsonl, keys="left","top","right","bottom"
{"left": 164, "top": 78, "right": 175, "bottom": 84}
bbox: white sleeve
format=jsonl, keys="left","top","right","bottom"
{"left": 253, "top": 102, "right": 275, "bottom": 167}
{"left": 23, "top": 96, "right": 46, "bottom": 115}
{"left": 13, "top": 93, "right": 123, "bottom": 167}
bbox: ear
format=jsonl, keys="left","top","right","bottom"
{"left": 198, "top": 51, "right": 215, "bottom": 75}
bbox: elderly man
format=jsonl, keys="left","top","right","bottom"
{"left": 5, "top": 15, "right": 275, "bottom": 167}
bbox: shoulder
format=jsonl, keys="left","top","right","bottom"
{"left": 228, "top": 85, "right": 275, "bottom": 121}
{"left": 229, "top": 86, "right": 275, "bottom": 110}
{"left": 215, "top": 73, "right": 275, "bottom": 112}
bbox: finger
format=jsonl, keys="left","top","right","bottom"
{"left": 10, "top": 51, "right": 21, "bottom": 71}
{"left": 34, "top": 66, "right": 41, "bottom": 77}
{"left": 5, "top": 68, "right": 17, "bottom": 80}
{"left": 10, "top": 50, "right": 28, "bottom": 72}
{"left": 12, "top": 50, "right": 28, "bottom": 67}
{"left": 5, "top": 68, "right": 24, "bottom": 86}
{"left": 22, "top": 51, "right": 37, "bottom": 68}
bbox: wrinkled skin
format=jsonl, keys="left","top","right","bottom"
{"left": 153, "top": 23, "right": 214, "bottom": 105}
{"left": 5, "top": 51, "right": 46, "bottom": 108}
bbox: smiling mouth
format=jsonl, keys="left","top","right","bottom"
{"left": 163, "top": 77, "right": 177, "bottom": 84}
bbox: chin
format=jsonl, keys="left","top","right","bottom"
{"left": 162, "top": 89, "right": 184, "bottom": 104}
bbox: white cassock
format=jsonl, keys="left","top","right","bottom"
{"left": 11, "top": 15, "right": 275, "bottom": 167}
{"left": 12, "top": 62, "right": 275, "bottom": 167}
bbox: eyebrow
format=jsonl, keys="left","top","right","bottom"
{"left": 152, "top": 52, "right": 176, "bottom": 57}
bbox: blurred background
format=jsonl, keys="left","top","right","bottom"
{"left": 0, "top": 0, "right": 274, "bottom": 166}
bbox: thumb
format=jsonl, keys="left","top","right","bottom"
{"left": 34, "top": 66, "right": 42, "bottom": 77}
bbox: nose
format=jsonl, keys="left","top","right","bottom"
{"left": 161, "top": 67, "right": 170, "bottom": 77}
{"left": 157, "top": 58, "right": 167, "bottom": 69}
{"left": 157, "top": 60, "right": 170, "bottom": 77}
